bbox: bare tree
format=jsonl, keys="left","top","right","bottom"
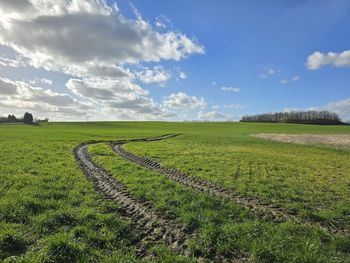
{"left": 241, "top": 111, "right": 342, "bottom": 125}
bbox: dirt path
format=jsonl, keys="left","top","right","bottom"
{"left": 75, "top": 136, "right": 248, "bottom": 262}
{"left": 112, "top": 136, "right": 349, "bottom": 237}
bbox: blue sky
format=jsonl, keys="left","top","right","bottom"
{"left": 0, "top": 0, "right": 349, "bottom": 121}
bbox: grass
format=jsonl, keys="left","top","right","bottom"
{"left": 0, "top": 121, "right": 349, "bottom": 262}
{"left": 125, "top": 123, "right": 350, "bottom": 230}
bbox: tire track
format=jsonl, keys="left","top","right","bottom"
{"left": 112, "top": 137, "right": 349, "bottom": 237}
{"left": 74, "top": 142, "right": 193, "bottom": 260}
{"left": 75, "top": 136, "right": 248, "bottom": 262}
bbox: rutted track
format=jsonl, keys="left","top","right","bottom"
{"left": 112, "top": 135, "right": 350, "bottom": 237}
{"left": 75, "top": 134, "right": 248, "bottom": 262}
{"left": 74, "top": 138, "right": 193, "bottom": 260}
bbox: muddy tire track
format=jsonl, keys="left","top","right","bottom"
{"left": 113, "top": 137, "right": 349, "bottom": 237}
{"left": 74, "top": 142, "right": 194, "bottom": 260}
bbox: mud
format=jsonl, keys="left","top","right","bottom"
{"left": 74, "top": 143, "right": 193, "bottom": 259}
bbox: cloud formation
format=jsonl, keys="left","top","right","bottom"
{"left": 259, "top": 68, "right": 280, "bottom": 79}
{"left": 280, "top": 75, "right": 299, "bottom": 84}
{"left": 306, "top": 50, "right": 350, "bottom": 70}
{"left": 0, "top": 0, "right": 204, "bottom": 77}
{"left": 0, "top": 77, "right": 87, "bottom": 117}
{"left": 163, "top": 92, "right": 206, "bottom": 111}
{"left": 0, "top": 0, "right": 205, "bottom": 120}
{"left": 221, "top": 87, "right": 240, "bottom": 93}
{"left": 197, "top": 110, "right": 236, "bottom": 121}
{"left": 136, "top": 66, "right": 171, "bottom": 85}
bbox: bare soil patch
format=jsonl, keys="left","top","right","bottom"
{"left": 252, "top": 133, "right": 350, "bottom": 148}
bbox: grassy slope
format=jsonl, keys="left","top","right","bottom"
{"left": 125, "top": 123, "right": 350, "bottom": 230}
{"left": 90, "top": 143, "right": 349, "bottom": 262}
{"left": 0, "top": 122, "right": 349, "bottom": 262}
{"left": 0, "top": 122, "right": 181, "bottom": 262}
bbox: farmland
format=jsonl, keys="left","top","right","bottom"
{"left": 0, "top": 122, "right": 349, "bottom": 262}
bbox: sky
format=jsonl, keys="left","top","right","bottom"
{"left": 0, "top": 0, "right": 349, "bottom": 121}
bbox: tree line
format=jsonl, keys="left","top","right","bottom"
{"left": 0, "top": 112, "right": 48, "bottom": 124}
{"left": 240, "top": 110, "right": 343, "bottom": 125}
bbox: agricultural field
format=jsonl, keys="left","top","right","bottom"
{"left": 0, "top": 122, "right": 349, "bottom": 262}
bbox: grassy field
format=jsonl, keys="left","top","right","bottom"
{"left": 0, "top": 122, "right": 349, "bottom": 262}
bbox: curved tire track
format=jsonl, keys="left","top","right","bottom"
{"left": 74, "top": 140, "right": 194, "bottom": 259}
{"left": 75, "top": 135, "right": 249, "bottom": 262}
{"left": 113, "top": 137, "right": 349, "bottom": 237}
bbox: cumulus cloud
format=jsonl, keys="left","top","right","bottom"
{"left": 0, "top": 77, "right": 87, "bottom": 118}
{"left": 163, "top": 92, "right": 207, "bottom": 111}
{"left": 197, "top": 110, "right": 236, "bottom": 121}
{"left": 0, "top": 0, "right": 205, "bottom": 120}
{"left": 136, "top": 65, "right": 171, "bottom": 85}
{"left": 66, "top": 78, "right": 147, "bottom": 101}
{"left": 0, "top": 0, "right": 204, "bottom": 77}
{"left": 66, "top": 78, "right": 174, "bottom": 119}
{"left": 306, "top": 50, "right": 350, "bottom": 70}
{"left": 221, "top": 87, "right": 240, "bottom": 93}
{"left": 318, "top": 98, "right": 350, "bottom": 121}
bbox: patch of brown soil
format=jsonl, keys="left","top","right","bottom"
{"left": 252, "top": 133, "right": 350, "bottom": 148}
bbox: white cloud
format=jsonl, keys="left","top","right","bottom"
{"left": 136, "top": 65, "right": 171, "bottom": 85}
{"left": 197, "top": 110, "right": 237, "bottom": 121}
{"left": 0, "top": 0, "right": 205, "bottom": 120}
{"left": 0, "top": 77, "right": 88, "bottom": 118}
{"left": 26, "top": 77, "right": 53, "bottom": 85}
{"left": 65, "top": 78, "right": 173, "bottom": 119}
{"left": 221, "top": 87, "right": 240, "bottom": 93}
{"left": 211, "top": 105, "right": 219, "bottom": 110}
{"left": 319, "top": 98, "right": 350, "bottom": 121}
{"left": 259, "top": 68, "right": 280, "bottom": 79}
{"left": 66, "top": 78, "right": 147, "bottom": 101}
{"left": 163, "top": 92, "right": 207, "bottom": 111}
{"left": 280, "top": 75, "right": 299, "bottom": 84}
{"left": 0, "top": 0, "right": 204, "bottom": 77}
{"left": 291, "top": 75, "right": 300, "bottom": 81}
{"left": 178, "top": 71, "right": 187, "bottom": 80}
{"left": 306, "top": 50, "right": 350, "bottom": 70}
{"left": 0, "top": 55, "right": 27, "bottom": 68}
{"left": 155, "top": 15, "right": 170, "bottom": 29}
{"left": 224, "top": 104, "right": 244, "bottom": 109}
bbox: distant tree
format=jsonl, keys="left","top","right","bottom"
{"left": 7, "top": 114, "right": 18, "bottom": 122}
{"left": 240, "top": 111, "right": 343, "bottom": 125}
{"left": 23, "top": 112, "right": 33, "bottom": 124}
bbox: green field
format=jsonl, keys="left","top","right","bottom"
{"left": 0, "top": 122, "right": 349, "bottom": 262}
